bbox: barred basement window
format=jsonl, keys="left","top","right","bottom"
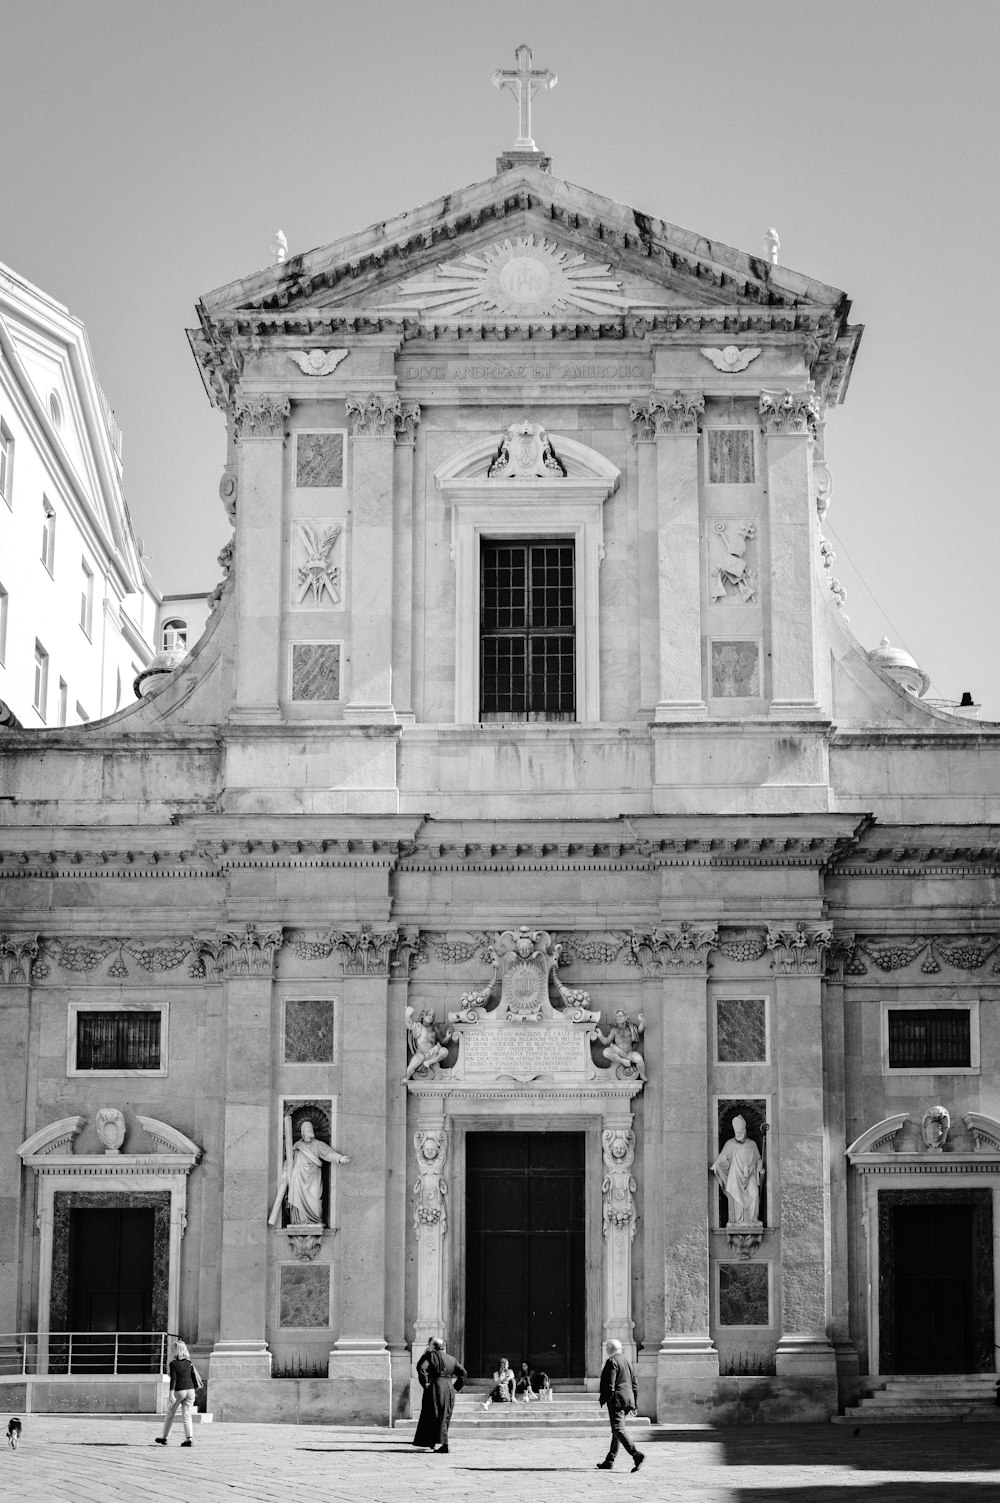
{"left": 76, "top": 1010, "right": 162, "bottom": 1071}
{"left": 480, "top": 539, "right": 575, "bottom": 721}
{"left": 887, "top": 1009, "right": 971, "bottom": 1069}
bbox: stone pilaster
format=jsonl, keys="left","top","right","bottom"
{"left": 601, "top": 1117, "right": 638, "bottom": 1364}
{"left": 410, "top": 1114, "right": 449, "bottom": 1381}
{"left": 651, "top": 393, "right": 707, "bottom": 720}
{"left": 759, "top": 389, "right": 823, "bottom": 717}
{"left": 629, "top": 402, "right": 660, "bottom": 714}
{"left": 343, "top": 394, "right": 401, "bottom": 722}
{"left": 825, "top": 933, "right": 860, "bottom": 1408}
{"left": 211, "top": 924, "right": 283, "bottom": 1386}
{"left": 229, "top": 394, "right": 290, "bottom": 722}
{"left": 635, "top": 927, "right": 720, "bottom": 1415}
{"left": 392, "top": 403, "right": 420, "bottom": 722}
{"left": 0, "top": 936, "right": 39, "bottom": 1336}
{"left": 767, "top": 923, "right": 838, "bottom": 1408}
{"left": 327, "top": 925, "right": 397, "bottom": 1422}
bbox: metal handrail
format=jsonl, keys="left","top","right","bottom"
{"left": 0, "top": 1331, "right": 172, "bottom": 1377}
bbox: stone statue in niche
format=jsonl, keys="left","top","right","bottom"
{"left": 95, "top": 1107, "right": 126, "bottom": 1154}
{"left": 709, "top": 520, "right": 757, "bottom": 604}
{"left": 595, "top": 1010, "right": 646, "bottom": 1080}
{"left": 404, "top": 1007, "right": 455, "bottom": 1083}
{"left": 712, "top": 1115, "right": 765, "bottom": 1256}
{"left": 921, "top": 1104, "right": 951, "bottom": 1152}
{"left": 268, "top": 1116, "right": 349, "bottom": 1235}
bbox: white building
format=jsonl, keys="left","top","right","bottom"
{"left": 0, "top": 261, "right": 158, "bottom": 726}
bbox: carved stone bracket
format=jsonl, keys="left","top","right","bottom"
{"left": 766, "top": 922, "right": 832, "bottom": 974}
{"left": 759, "top": 388, "right": 820, "bottom": 437}
{"left": 330, "top": 924, "right": 399, "bottom": 976}
{"left": 394, "top": 401, "right": 421, "bottom": 446}
{"left": 232, "top": 394, "right": 290, "bottom": 440}
{"left": 0, "top": 933, "right": 40, "bottom": 984}
{"left": 601, "top": 1127, "right": 637, "bottom": 1239}
{"left": 628, "top": 924, "right": 718, "bottom": 976}
{"left": 285, "top": 1227, "right": 325, "bottom": 1262}
{"left": 726, "top": 1226, "right": 764, "bottom": 1260}
{"left": 630, "top": 390, "right": 704, "bottom": 440}
{"left": 345, "top": 392, "right": 402, "bottom": 438}
{"left": 413, "top": 1128, "right": 449, "bottom": 1238}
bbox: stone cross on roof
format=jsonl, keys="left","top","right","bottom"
{"left": 492, "top": 43, "right": 556, "bottom": 152}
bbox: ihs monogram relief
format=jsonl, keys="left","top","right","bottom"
{"left": 391, "top": 236, "right": 669, "bottom": 320}
{"left": 293, "top": 522, "right": 343, "bottom": 607}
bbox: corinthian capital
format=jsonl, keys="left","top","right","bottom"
{"left": 759, "top": 388, "right": 820, "bottom": 437}
{"left": 0, "top": 933, "right": 40, "bottom": 985}
{"left": 345, "top": 392, "right": 402, "bottom": 438}
{"left": 633, "top": 391, "right": 705, "bottom": 438}
{"left": 209, "top": 923, "right": 284, "bottom": 979}
{"left": 231, "top": 394, "right": 290, "bottom": 440}
{"left": 330, "top": 923, "right": 399, "bottom": 976}
{"left": 394, "top": 402, "right": 421, "bottom": 446}
{"left": 629, "top": 923, "right": 718, "bottom": 975}
{"left": 766, "top": 921, "right": 832, "bottom": 974}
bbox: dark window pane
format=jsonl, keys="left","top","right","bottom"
{"left": 481, "top": 540, "right": 575, "bottom": 720}
{"left": 887, "top": 1010, "right": 970, "bottom": 1069}
{"left": 77, "top": 1011, "right": 161, "bottom": 1070}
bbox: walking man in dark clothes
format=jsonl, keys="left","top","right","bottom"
{"left": 596, "top": 1338, "right": 645, "bottom": 1472}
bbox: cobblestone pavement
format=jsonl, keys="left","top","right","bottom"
{"left": 2, "top": 1418, "right": 999, "bottom": 1503}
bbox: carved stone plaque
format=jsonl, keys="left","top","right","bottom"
{"left": 461, "top": 1027, "right": 586, "bottom": 1082}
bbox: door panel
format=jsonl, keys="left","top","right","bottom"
{"left": 465, "top": 1132, "right": 585, "bottom": 1378}
{"left": 68, "top": 1208, "right": 155, "bottom": 1371}
{"left": 893, "top": 1204, "right": 974, "bottom": 1373}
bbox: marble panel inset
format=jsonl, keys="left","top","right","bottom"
{"left": 291, "top": 643, "right": 341, "bottom": 701}
{"left": 711, "top": 640, "right": 760, "bottom": 698}
{"left": 279, "top": 1263, "right": 330, "bottom": 1327}
{"left": 717, "top": 998, "right": 767, "bottom": 1063}
{"left": 295, "top": 433, "right": 344, "bottom": 488}
{"left": 719, "top": 1262, "right": 769, "bottom": 1326}
{"left": 285, "top": 998, "right": 335, "bottom": 1064}
{"left": 707, "top": 429, "right": 755, "bottom": 485}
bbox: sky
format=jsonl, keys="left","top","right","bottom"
{"left": 2, "top": 0, "right": 998, "bottom": 713}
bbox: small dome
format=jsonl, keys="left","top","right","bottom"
{"left": 133, "top": 646, "right": 187, "bottom": 699}
{"left": 868, "top": 636, "right": 929, "bottom": 698}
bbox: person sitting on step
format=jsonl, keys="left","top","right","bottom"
{"left": 481, "top": 1357, "right": 515, "bottom": 1409}
{"left": 514, "top": 1362, "right": 535, "bottom": 1403}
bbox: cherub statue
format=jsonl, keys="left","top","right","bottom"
{"left": 595, "top": 1009, "right": 646, "bottom": 1080}
{"left": 404, "top": 1007, "right": 454, "bottom": 1083}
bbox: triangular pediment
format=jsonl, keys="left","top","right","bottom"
{"left": 197, "top": 168, "right": 852, "bottom": 325}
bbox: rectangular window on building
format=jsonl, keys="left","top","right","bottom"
{"left": 480, "top": 539, "right": 575, "bottom": 721}
{"left": 74, "top": 1009, "right": 163, "bottom": 1071}
{"left": 80, "top": 559, "right": 94, "bottom": 635}
{"left": 33, "top": 640, "right": 48, "bottom": 719}
{"left": 0, "top": 421, "right": 12, "bottom": 506}
{"left": 41, "top": 497, "right": 56, "bottom": 573}
{"left": 58, "top": 677, "right": 68, "bottom": 726}
{"left": 0, "top": 582, "right": 7, "bottom": 664}
{"left": 888, "top": 1009, "right": 971, "bottom": 1069}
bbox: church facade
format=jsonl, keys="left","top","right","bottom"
{"left": 3, "top": 143, "right": 1000, "bottom": 1426}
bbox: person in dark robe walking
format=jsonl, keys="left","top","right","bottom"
{"left": 412, "top": 1337, "right": 466, "bottom": 1454}
{"left": 596, "top": 1339, "right": 645, "bottom": 1472}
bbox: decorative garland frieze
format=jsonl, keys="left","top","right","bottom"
{"left": 345, "top": 392, "right": 402, "bottom": 438}
{"left": 759, "top": 388, "right": 821, "bottom": 437}
{"left": 765, "top": 923, "right": 832, "bottom": 974}
{"left": 834, "top": 934, "right": 1000, "bottom": 977}
{"left": 231, "top": 394, "right": 290, "bottom": 440}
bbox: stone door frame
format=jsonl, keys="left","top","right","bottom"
{"left": 18, "top": 1114, "right": 202, "bottom": 1368}
{"left": 408, "top": 1083, "right": 640, "bottom": 1396}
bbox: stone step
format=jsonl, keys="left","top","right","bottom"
{"left": 835, "top": 1407, "right": 1000, "bottom": 1425}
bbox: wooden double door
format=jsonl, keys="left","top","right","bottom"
{"left": 465, "top": 1132, "right": 585, "bottom": 1379}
